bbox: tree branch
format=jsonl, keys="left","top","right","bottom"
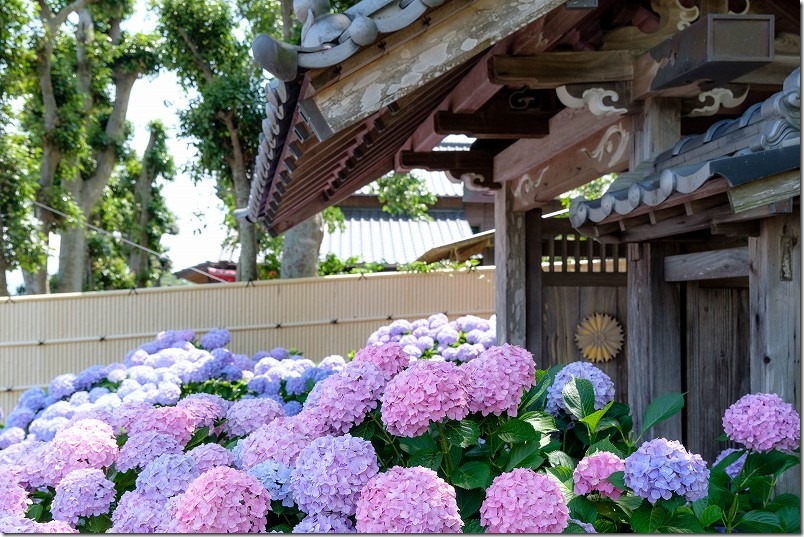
{"left": 175, "top": 25, "right": 216, "bottom": 84}
{"left": 52, "top": 0, "right": 97, "bottom": 28}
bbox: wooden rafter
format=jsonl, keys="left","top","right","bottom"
{"left": 433, "top": 111, "right": 549, "bottom": 139}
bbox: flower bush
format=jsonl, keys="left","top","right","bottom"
{"left": 0, "top": 318, "right": 799, "bottom": 534}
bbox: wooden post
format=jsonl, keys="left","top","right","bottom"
{"left": 525, "top": 209, "right": 544, "bottom": 365}
{"left": 495, "top": 182, "right": 527, "bottom": 347}
{"left": 748, "top": 211, "right": 801, "bottom": 495}
{"left": 627, "top": 242, "right": 683, "bottom": 440}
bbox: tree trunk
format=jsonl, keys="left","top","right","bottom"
{"left": 280, "top": 0, "right": 293, "bottom": 41}
{"left": 280, "top": 213, "right": 323, "bottom": 278}
{"left": 237, "top": 219, "right": 258, "bottom": 281}
{"left": 22, "top": 267, "right": 49, "bottom": 295}
{"left": 0, "top": 252, "right": 8, "bottom": 297}
{"left": 129, "top": 130, "right": 158, "bottom": 287}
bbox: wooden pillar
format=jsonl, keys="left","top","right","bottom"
{"left": 749, "top": 211, "right": 801, "bottom": 496}
{"left": 495, "top": 182, "right": 527, "bottom": 347}
{"left": 525, "top": 209, "right": 544, "bottom": 365}
{"left": 632, "top": 98, "right": 681, "bottom": 168}
{"left": 627, "top": 242, "right": 683, "bottom": 440}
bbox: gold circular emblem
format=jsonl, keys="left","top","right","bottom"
{"left": 574, "top": 313, "right": 624, "bottom": 363}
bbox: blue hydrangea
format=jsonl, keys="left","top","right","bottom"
{"left": 389, "top": 319, "right": 412, "bottom": 337}
{"left": 455, "top": 343, "right": 483, "bottom": 362}
{"left": 546, "top": 362, "right": 616, "bottom": 418}
{"left": 28, "top": 416, "right": 69, "bottom": 441}
{"left": 414, "top": 336, "right": 435, "bottom": 352}
{"left": 145, "top": 347, "right": 190, "bottom": 369}
{"left": 155, "top": 382, "right": 181, "bottom": 406}
{"left": 435, "top": 326, "right": 459, "bottom": 346}
{"left": 442, "top": 347, "right": 458, "bottom": 361}
{"left": 17, "top": 388, "right": 48, "bottom": 413}
{"left": 478, "top": 332, "right": 497, "bottom": 348}
{"left": 221, "top": 365, "right": 244, "bottom": 382}
{"left": 285, "top": 367, "right": 334, "bottom": 396}
{"left": 458, "top": 315, "right": 490, "bottom": 333}
{"left": 293, "top": 512, "right": 356, "bottom": 533}
{"left": 211, "top": 347, "right": 234, "bottom": 365}
{"left": 269, "top": 347, "right": 290, "bottom": 360}
{"left": 318, "top": 355, "right": 346, "bottom": 372}
{"left": 105, "top": 364, "right": 127, "bottom": 383}
{"left": 0, "top": 427, "right": 25, "bottom": 449}
{"left": 624, "top": 438, "right": 709, "bottom": 504}
{"left": 94, "top": 393, "right": 122, "bottom": 410}
{"left": 127, "top": 365, "right": 159, "bottom": 385}
{"left": 75, "top": 365, "right": 107, "bottom": 391}
{"left": 200, "top": 329, "right": 231, "bottom": 350}
{"left": 232, "top": 354, "right": 254, "bottom": 372}
{"left": 136, "top": 453, "right": 200, "bottom": 501}
{"left": 412, "top": 326, "right": 429, "bottom": 338}
{"left": 248, "top": 375, "right": 282, "bottom": 396}
{"left": 247, "top": 460, "right": 295, "bottom": 507}
{"left": 403, "top": 345, "right": 423, "bottom": 359}
{"left": 185, "top": 354, "right": 222, "bottom": 383}
{"left": 88, "top": 387, "right": 110, "bottom": 402}
{"left": 39, "top": 400, "right": 74, "bottom": 419}
{"left": 49, "top": 374, "right": 78, "bottom": 400}
{"left": 117, "top": 379, "right": 142, "bottom": 399}
{"left": 254, "top": 357, "right": 281, "bottom": 375}
{"left": 712, "top": 448, "right": 747, "bottom": 480}
{"left": 69, "top": 391, "right": 90, "bottom": 406}
{"left": 427, "top": 313, "right": 449, "bottom": 328}
{"left": 398, "top": 334, "right": 417, "bottom": 347}
{"left": 283, "top": 401, "right": 303, "bottom": 416}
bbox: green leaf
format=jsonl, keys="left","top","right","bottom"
{"left": 546, "top": 465, "right": 575, "bottom": 483}
{"left": 741, "top": 450, "right": 799, "bottom": 480}
{"left": 736, "top": 510, "right": 783, "bottom": 532}
{"left": 452, "top": 462, "right": 493, "bottom": 490}
{"left": 26, "top": 503, "right": 44, "bottom": 522}
{"left": 607, "top": 470, "right": 626, "bottom": 490}
{"left": 631, "top": 503, "right": 670, "bottom": 533}
{"left": 519, "top": 410, "right": 558, "bottom": 434}
{"left": 398, "top": 434, "right": 438, "bottom": 454}
{"left": 614, "top": 494, "right": 644, "bottom": 515}
{"left": 268, "top": 523, "right": 293, "bottom": 533}
{"left": 184, "top": 426, "right": 209, "bottom": 451}
{"left": 445, "top": 419, "right": 481, "bottom": 448}
{"left": 656, "top": 494, "right": 687, "bottom": 513}
{"left": 586, "top": 438, "right": 625, "bottom": 459}
{"left": 463, "top": 519, "right": 485, "bottom": 533}
{"left": 744, "top": 475, "right": 773, "bottom": 505}
{"left": 505, "top": 441, "right": 545, "bottom": 471}
{"left": 593, "top": 519, "right": 618, "bottom": 533}
{"left": 349, "top": 418, "right": 376, "bottom": 441}
{"left": 580, "top": 401, "right": 614, "bottom": 432}
{"left": 568, "top": 495, "right": 598, "bottom": 523}
{"left": 408, "top": 449, "right": 443, "bottom": 472}
{"left": 456, "top": 488, "right": 485, "bottom": 519}
{"left": 769, "top": 493, "right": 801, "bottom": 511}
{"left": 564, "top": 521, "right": 589, "bottom": 533}
{"left": 496, "top": 419, "right": 539, "bottom": 444}
{"left": 563, "top": 378, "right": 596, "bottom": 420}
{"left": 548, "top": 450, "right": 576, "bottom": 470}
{"left": 711, "top": 449, "right": 744, "bottom": 475}
{"left": 664, "top": 510, "right": 705, "bottom": 533}
{"left": 81, "top": 514, "right": 113, "bottom": 533}
{"left": 698, "top": 505, "right": 724, "bottom": 528}
{"left": 639, "top": 392, "right": 685, "bottom": 438}
{"left": 775, "top": 506, "right": 801, "bottom": 532}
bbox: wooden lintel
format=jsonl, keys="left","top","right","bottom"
{"left": 433, "top": 111, "right": 549, "bottom": 139}
{"left": 664, "top": 246, "right": 749, "bottom": 282}
{"left": 728, "top": 170, "right": 801, "bottom": 214}
{"left": 633, "top": 14, "right": 774, "bottom": 100}
{"left": 488, "top": 50, "right": 635, "bottom": 88}
{"left": 710, "top": 221, "right": 760, "bottom": 237}
{"left": 399, "top": 150, "right": 493, "bottom": 177}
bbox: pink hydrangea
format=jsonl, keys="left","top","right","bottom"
{"left": 0, "top": 479, "right": 31, "bottom": 516}
{"left": 381, "top": 360, "right": 469, "bottom": 437}
{"left": 480, "top": 468, "right": 569, "bottom": 533}
{"left": 110, "top": 491, "right": 167, "bottom": 533}
{"left": 300, "top": 361, "right": 386, "bottom": 435}
{"left": 36, "top": 519, "right": 80, "bottom": 533}
{"left": 3, "top": 441, "right": 48, "bottom": 488}
{"left": 573, "top": 451, "right": 626, "bottom": 499}
{"left": 462, "top": 343, "right": 536, "bottom": 417}
{"left": 0, "top": 514, "right": 79, "bottom": 533}
{"left": 356, "top": 466, "right": 462, "bottom": 533}
{"left": 723, "top": 393, "right": 800, "bottom": 452}
{"left": 42, "top": 419, "right": 119, "bottom": 486}
{"left": 51, "top": 468, "right": 115, "bottom": 525}
{"left": 165, "top": 467, "right": 270, "bottom": 533}
{"left": 291, "top": 435, "right": 379, "bottom": 516}
{"left": 175, "top": 393, "right": 230, "bottom": 430}
{"left": 110, "top": 401, "right": 154, "bottom": 434}
{"left": 223, "top": 397, "right": 285, "bottom": 437}
{"left": 240, "top": 415, "right": 320, "bottom": 468}
{"left": 351, "top": 343, "right": 409, "bottom": 379}
{"left": 127, "top": 406, "right": 196, "bottom": 446}
{"left": 187, "top": 443, "right": 235, "bottom": 473}
{"left": 116, "top": 431, "right": 183, "bottom": 472}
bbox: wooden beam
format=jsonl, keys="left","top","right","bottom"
{"left": 664, "top": 247, "right": 749, "bottom": 282}
{"left": 433, "top": 111, "right": 549, "bottom": 139}
{"left": 525, "top": 209, "right": 544, "bottom": 365}
{"left": 488, "top": 51, "right": 636, "bottom": 87}
{"left": 495, "top": 182, "right": 527, "bottom": 347}
{"left": 399, "top": 150, "right": 493, "bottom": 175}
{"left": 728, "top": 170, "right": 801, "bottom": 214}
{"left": 309, "top": 0, "right": 566, "bottom": 138}
{"left": 628, "top": 242, "right": 682, "bottom": 440}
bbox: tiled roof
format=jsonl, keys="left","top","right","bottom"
{"left": 354, "top": 169, "right": 464, "bottom": 197}
{"left": 320, "top": 208, "right": 473, "bottom": 265}
{"left": 569, "top": 68, "right": 801, "bottom": 230}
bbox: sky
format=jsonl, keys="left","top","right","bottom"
{"left": 5, "top": 1, "right": 232, "bottom": 294}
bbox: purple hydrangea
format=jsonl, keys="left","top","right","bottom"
{"left": 462, "top": 343, "right": 536, "bottom": 417}
{"left": 300, "top": 362, "right": 386, "bottom": 435}
{"left": 291, "top": 435, "right": 379, "bottom": 516}
{"left": 74, "top": 365, "right": 107, "bottom": 391}
{"left": 381, "top": 360, "right": 469, "bottom": 437}
{"left": 176, "top": 393, "right": 230, "bottom": 430}
{"left": 480, "top": 469, "right": 569, "bottom": 533}
{"left": 128, "top": 406, "right": 196, "bottom": 445}
{"left": 624, "top": 438, "right": 709, "bottom": 504}
{"left": 352, "top": 343, "right": 409, "bottom": 380}
{"left": 254, "top": 357, "right": 281, "bottom": 375}
{"left": 318, "top": 355, "right": 346, "bottom": 372}
{"left": 269, "top": 347, "right": 290, "bottom": 360}
{"left": 0, "top": 479, "right": 31, "bottom": 516}
{"left": 435, "top": 326, "right": 459, "bottom": 346}
{"left": 546, "top": 361, "right": 615, "bottom": 418}
{"left": 116, "top": 431, "right": 183, "bottom": 472}
{"left": 355, "top": 466, "right": 462, "bottom": 533}
{"left": 136, "top": 453, "right": 200, "bottom": 501}
{"left": 723, "top": 393, "right": 800, "bottom": 453}
{"left": 389, "top": 319, "right": 412, "bottom": 337}
{"left": 403, "top": 344, "right": 423, "bottom": 359}
{"left": 0, "top": 427, "right": 26, "bottom": 449}
{"left": 224, "top": 398, "right": 285, "bottom": 437}
{"left": 28, "top": 416, "right": 70, "bottom": 441}
{"left": 5, "top": 408, "right": 35, "bottom": 430}
{"left": 712, "top": 448, "right": 747, "bottom": 480}
{"left": 17, "top": 387, "right": 48, "bottom": 413}
{"left": 49, "top": 374, "right": 78, "bottom": 400}
{"left": 127, "top": 365, "right": 159, "bottom": 385}
{"left": 240, "top": 415, "right": 323, "bottom": 468}
{"left": 284, "top": 401, "right": 303, "bottom": 416}
{"left": 187, "top": 443, "right": 234, "bottom": 473}
{"left": 247, "top": 460, "right": 295, "bottom": 507}
{"left": 155, "top": 381, "right": 181, "bottom": 405}
{"left": 428, "top": 313, "right": 449, "bottom": 329}
{"left": 200, "top": 328, "right": 231, "bottom": 350}
{"left": 109, "top": 491, "right": 167, "bottom": 533}
{"left": 43, "top": 419, "right": 119, "bottom": 486}
{"left": 51, "top": 468, "right": 116, "bottom": 525}
{"left": 293, "top": 512, "right": 356, "bottom": 533}
{"left": 457, "top": 315, "right": 490, "bottom": 333}
{"left": 573, "top": 451, "right": 625, "bottom": 499}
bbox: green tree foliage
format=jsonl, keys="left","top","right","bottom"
{"left": 559, "top": 173, "right": 618, "bottom": 209}
{"left": 371, "top": 172, "right": 438, "bottom": 221}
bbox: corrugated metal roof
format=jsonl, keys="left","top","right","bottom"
{"left": 354, "top": 169, "right": 463, "bottom": 197}
{"left": 320, "top": 209, "right": 473, "bottom": 265}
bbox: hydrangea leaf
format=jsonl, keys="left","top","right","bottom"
{"left": 775, "top": 506, "right": 801, "bottom": 532}
{"left": 452, "top": 462, "right": 492, "bottom": 490}
{"left": 639, "top": 392, "right": 685, "bottom": 438}
{"left": 656, "top": 494, "right": 687, "bottom": 513}
{"left": 614, "top": 493, "right": 644, "bottom": 514}
{"left": 698, "top": 505, "right": 724, "bottom": 528}
{"left": 519, "top": 410, "right": 558, "bottom": 434}
{"left": 505, "top": 441, "right": 545, "bottom": 471}
{"left": 562, "top": 378, "right": 596, "bottom": 420}
{"left": 456, "top": 488, "right": 485, "bottom": 519}
{"left": 81, "top": 514, "right": 113, "bottom": 533}
{"left": 184, "top": 426, "right": 209, "bottom": 451}
{"left": 463, "top": 519, "right": 485, "bottom": 533}
{"left": 586, "top": 438, "right": 625, "bottom": 459}
{"left": 495, "top": 419, "right": 539, "bottom": 444}
{"left": 568, "top": 495, "right": 598, "bottom": 523}
{"left": 711, "top": 449, "right": 744, "bottom": 474}
{"left": 398, "top": 434, "right": 438, "bottom": 454}
{"left": 741, "top": 450, "right": 799, "bottom": 481}
{"left": 579, "top": 401, "right": 614, "bottom": 432}
{"left": 736, "top": 510, "right": 783, "bottom": 532}
{"left": 630, "top": 503, "right": 670, "bottom": 533}
{"left": 664, "top": 509, "right": 705, "bottom": 533}
{"left": 564, "top": 521, "right": 588, "bottom": 533}
{"left": 547, "top": 450, "right": 576, "bottom": 470}
{"left": 26, "top": 503, "right": 44, "bottom": 522}
{"left": 445, "top": 419, "right": 481, "bottom": 448}
{"left": 407, "top": 448, "right": 443, "bottom": 472}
